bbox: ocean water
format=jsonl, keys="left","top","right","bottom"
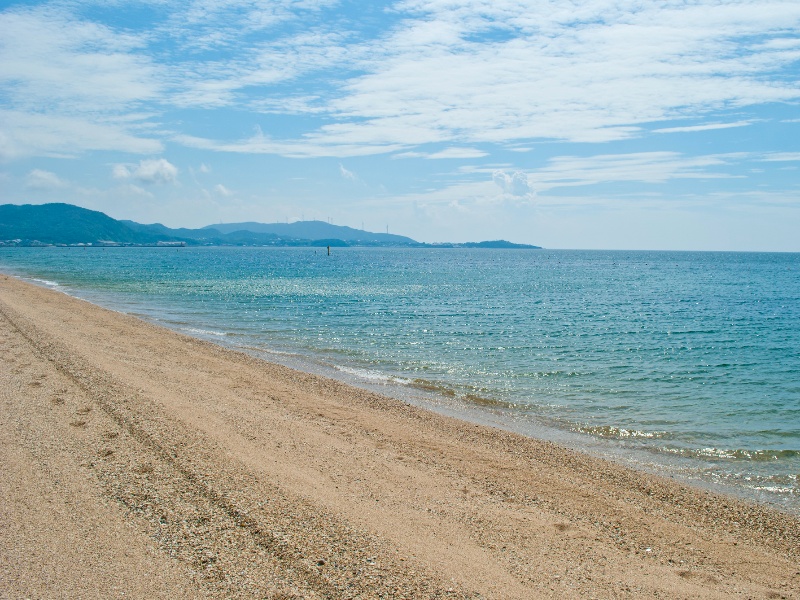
{"left": 2, "top": 247, "right": 799, "bottom": 513}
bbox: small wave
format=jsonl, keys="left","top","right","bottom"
{"left": 183, "top": 327, "right": 227, "bottom": 337}
{"left": 663, "top": 447, "right": 799, "bottom": 461}
{"left": 577, "top": 424, "right": 668, "bottom": 439}
{"left": 751, "top": 485, "right": 797, "bottom": 494}
{"left": 335, "top": 365, "right": 413, "bottom": 386}
{"left": 251, "top": 347, "right": 296, "bottom": 357}
{"left": 695, "top": 448, "right": 799, "bottom": 461}
{"left": 29, "top": 277, "right": 60, "bottom": 287}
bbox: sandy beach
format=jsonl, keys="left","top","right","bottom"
{"left": 1, "top": 274, "right": 798, "bottom": 599}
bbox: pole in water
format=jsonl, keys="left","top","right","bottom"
{"left": 327, "top": 245, "right": 330, "bottom": 256}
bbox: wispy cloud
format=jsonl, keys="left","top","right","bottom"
{"left": 421, "top": 151, "right": 748, "bottom": 206}
{"left": 339, "top": 164, "right": 358, "bottom": 181}
{"left": 654, "top": 121, "right": 753, "bottom": 134}
{"left": 492, "top": 170, "right": 535, "bottom": 198}
{"left": 0, "top": 4, "right": 162, "bottom": 159}
{"left": 427, "top": 147, "right": 487, "bottom": 159}
{"left": 113, "top": 158, "right": 178, "bottom": 184}
{"left": 530, "top": 151, "right": 743, "bottom": 190}
{"left": 290, "top": 0, "right": 800, "bottom": 152}
{"left": 0, "top": 109, "right": 162, "bottom": 160}
{"left": 173, "top": 132, "right": 406, "bottom": 158}
{"left": 4, "top": 1, "right": 798, "bottom": 159}
{"left": 25, "top": 168, "right": 67, "bottom": 190}
{"left": 760, "top": 152, "right": 800, "bottom": 162}
{"left": 0, "top": 6, "right": 159, "bottom": 112}
{"left": 214, "top": 183, "right": 233, "bottom": 196}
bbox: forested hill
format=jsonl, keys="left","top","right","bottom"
{"left": 0, "top": 203, "right": 159, "bottom": 245}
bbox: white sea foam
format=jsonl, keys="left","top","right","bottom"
{"left": 29, "top": 277, "right": 60, "bottom": 287}
{"left": 752, "top": 485, "right": 797, "bottom": 494}
{"left": 184, "top": 327, "right": 227, "bottom": 337}
{"left": 335, "top": 365, "right": 413, "bottom": 386}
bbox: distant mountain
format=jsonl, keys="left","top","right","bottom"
{"left": 0, "top": 203, "right": 541, "bottom": 249}
{"left": 0, "top": 203, "right": 160, "bottom": 245}
{"left": 119, "top": 220, "right": 282, "bottom": 245}
{"left": 203, "top": 220, "right": 416, "bottom": 245}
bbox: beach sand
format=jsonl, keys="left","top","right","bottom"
{"left": 1, "top": 274, "right": 798, "bottom": 599}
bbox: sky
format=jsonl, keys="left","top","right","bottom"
{"left": 1, "top": 0, "right": 799, "bottom": 250}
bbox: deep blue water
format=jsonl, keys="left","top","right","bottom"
{"left": 2, "top": 247, "right": 798, "bottom": 512}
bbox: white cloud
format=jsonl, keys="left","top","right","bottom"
{"left": 174, "top": 132, "right": 406, "bottom": 158}
{"left": 0, "top": 5, "right": 168, "bottom": 159}
{"left": 760, "top": 152, "right": 800, "bottom": 162}
{"left": 390, "top": 147, "right": 489, "bottom": 160}
{"left": 0, "top": 110, "right": 162, "bottom": 160}
{"left": 493, "top": 170, "right": 535, "bottom": 197}
{"left": 154, "top": 0, "right": 800, "bottom": 157}
{"left": 0, "top": 7, "right": 160, "bottom": 113}
{"left": 272, "top": 0, "right": 800, "bottom": 153}
{"left": 391, "top": 151, "right": 426, "bottom": 159}
{"left": 339, "top": 163, "right": 358, "bottom": 181}
{"left": 135, "top": 158, "right": 178, "bottom": 184}
{"left": 2, "top": 0, "right": 799, "bottom": 176}
{"left": 25, "top": 169, "right": 67, "bottom": 190}
{"left": 122, "top": 183, "right": 154, "bottom": 199}
{"left": 460, "top": 151, "right": 749, "bottom": 196}
{"left": 529, "top": 151, "right": 743, "bottom": 191}
{"left": 427, "top": 147, "right": 487, "bottom": 159}
{"left": 214, "top": 183, "right": 233, "bottom": 196}
{"left": 654, "top": 121, "right": 753, "bottom": 134}
{"left": 113, "top": 158, "right": 178, "bottom": 184}
{"left": 112, "top": 164, "right": 131, "bottom": 180}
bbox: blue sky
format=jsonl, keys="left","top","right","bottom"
{"left": 1, "top": 0, "right": 799, "bottom": 249}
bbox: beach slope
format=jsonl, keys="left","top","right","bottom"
{"left": 1, "top": 275, "right": 798, "bottom": 599}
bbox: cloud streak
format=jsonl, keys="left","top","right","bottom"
{"left": 25, "top": 168, "right": 67, "bottom": 190}
{"left": 493, "top": 170, "right": 535, "bottom": 198}
{"left": 113, "top": 159, "right": 179, "bottom": 185}
{"left": 654, "top": 121, "right": 754, "bottom": 134}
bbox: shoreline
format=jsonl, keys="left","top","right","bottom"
{"left": 2, "top": 274, "right": 799, "bottom": 598}
{"left": 4, "top": 246, "right": 799, "bottom": 517}
{"left": 20, "top": 270, "right": 799, "bottom": 517}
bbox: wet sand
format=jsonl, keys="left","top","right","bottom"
{"left": 1, "top": 274, "right": 798, "bottom": 599}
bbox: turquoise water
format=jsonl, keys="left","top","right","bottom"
{"left": 2, "top": 247, "right": 799, "bottom": 512}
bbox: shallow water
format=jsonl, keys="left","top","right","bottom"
{"left": 3, "top": 246, "right": 798, "bottom": 512}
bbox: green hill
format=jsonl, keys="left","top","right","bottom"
{"left": 0, "top": 203, "right": 158, "bottom": 245}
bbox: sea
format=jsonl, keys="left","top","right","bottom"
{"left": 2, "top": 246, "right": 798, "bottom": 514}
